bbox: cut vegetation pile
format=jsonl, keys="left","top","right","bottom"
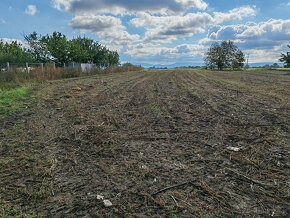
{"left": 0, "top": 69, "right": 289, "bottom": 217}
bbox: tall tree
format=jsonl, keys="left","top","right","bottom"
{"left": 279, "top": 45, "right": 290, "bottom": 68}
{"left": 107, "top": 51, "right": 119, "bottom": 67}
{"left": 68, "top": 37, "right": 90, "bottom": 63}
{"left": 42, "top": 32, "right": 69, "bottom": 66}
{"left": 24, "top": 32, "right": 51, "bottom": 63}
{"left": 204, "top": 40, "right": 245, "bottom": 70}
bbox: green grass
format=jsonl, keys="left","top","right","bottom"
{"left": 0, "top": 200, "right": 38, "bottom": 217}
{"left": 245, "top": 68, "right": 269, "bottom": 71}
{"left": 277, "top": 68, "right": 290, "bottom": 70}
{"left": 0, "top": 85, "right": 32, "bottom": 118}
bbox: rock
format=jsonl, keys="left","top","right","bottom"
{"left": 227, "top": 146, "right": 241, "bottom": 152}
{"left": 103, "top": 199, "right": 113, "bottom": 207}
{"left": 116, "top": 193, "right": 121, "bottom": 197}
{"left": 97, "top": 195, "right": 104, "bottom": 200}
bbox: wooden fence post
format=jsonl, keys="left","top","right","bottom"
{"left": 40, "top": 63, "right": 44, "bottom": 71}
{"left": 53, "top": 62, "right": 56, "bottom": 69}
{"left": 7, "top": 62, "right": 10, "bottom": 72}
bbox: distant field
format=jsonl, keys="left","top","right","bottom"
{"left": 0, "top": 69, "right": 289, "bottom": 217}
{"left": 277, "top": 68, "right": 290, "bottom": 71}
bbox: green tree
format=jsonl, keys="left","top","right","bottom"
{"left": 0, "top": 40, "right": 34, "bottom": 64}
{"left": 24, "top": 32, "right": 51, "bottom": 63}
{"left": 279, "top": 45, "right": 290, "bottom": 68}
{"left": 42, "top": 32, "right": 69, "bottom": 66}
{"left": 204, "top": 40, "right": 245, "bottom": 70}
{"left": 270, "top": 63, "right": 280, "bottom": 69}
{"left": 24, "top": 31, "right": 119, "bottom": 67}
{"left": 68, "top": 37, "right": 90, "bottom": 63}
{"left": 107, "top": 51, "right": 119, "bottom": 67}
{"left": 93, "top": 46, "right": 111, "bottom": 68}
{"left": 232, "top": 50, "right": 245, "bottom": 69}
{"left": 123, "top": 62, "right": 134, "bottom": 67}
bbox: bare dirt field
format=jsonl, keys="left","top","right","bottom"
{"left": 0, "top": 69, "right": 289, "bottom": 217}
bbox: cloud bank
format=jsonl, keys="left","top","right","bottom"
{"left": 51, "top": 0, "right": 289, "bottom": 64}
{"left": 53, "top": 0, "right": 208, "bottom": 14}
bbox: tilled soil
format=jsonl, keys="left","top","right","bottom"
{"left": 0, "top": 70, "right": 289, "bottom": 217}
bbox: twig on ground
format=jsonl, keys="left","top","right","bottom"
{"left": 170, "top": 195, "right": 178, "bottom": 207}
{"left": 152, "top": 179, "right": 196, "bottom": 196}
{"left": 225, "top": 168, "right": 272, "bottom": 187}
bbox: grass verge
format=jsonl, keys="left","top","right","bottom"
{"left": 0, "top": 85, "right": 33, "bottom": 119}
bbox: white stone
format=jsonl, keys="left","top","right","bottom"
{"left": 103, "top": 199, "right": 113, "bottom": 207}
{"left": 97, "top": 195, "right": 104, "bottom": 200}
{"left": 227, "top": 146, "right": 241, "bottom": 152}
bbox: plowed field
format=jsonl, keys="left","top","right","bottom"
{"left": 1, "top": 70, "right": 289, "bottom": 217}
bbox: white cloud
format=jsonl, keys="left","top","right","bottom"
{"left": 0, "top": 19, "right": 6, "bottom": 24}
{"left": 244, "top": 48, "right": 282, "bottom": 63}
{"left": 25, "top": 5, "right": 38, "bottom": 16}
{"left": 52, "top": 0, "right": 208, "bottom": 15}
{"left": 52, "top": 0, "right": 71, "bottom": 11}
{"left": 71, "top": 15, "right": 122, "bottom": 33}
{"left": 70, "top": 15, "right": 139, "bottom": 50}
{"left": 140, "top": 12, "right": 213, "bottom": 43}
{"left": 50, "top": 1, "right": 286, "bottom": 64}
{"left": 131, "top": 6, "right": 256, "bottom": 43}
{"left": 288, "top": 2, "right": 290, "bottom": 6}
{"left": 213, "top": 6, "right": 256, "bottom": 24}
{"left": 0, "top": 38, "right": 29, "bottom": 48}
{"left": 200, "top": 19, "right": 290, "bottom": 63}
{"left": 203, "top": 19, "right": 290, "bottom": 47}
{"left": 52, "top": 0, "right": 257, "bottom": 53}
{"left": 125, "top": 43, "right": 206, "bottom": 65}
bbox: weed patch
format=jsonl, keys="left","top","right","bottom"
{"left": 0, "top": 85, "right": 33, "bottom": 118}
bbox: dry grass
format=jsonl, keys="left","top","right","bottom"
{"left": 0, "top": 65, "right": 144, "bottom": 89}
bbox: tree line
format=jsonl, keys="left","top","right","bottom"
{"left": 0, "top": 31, "right": 119, "bottom": 67}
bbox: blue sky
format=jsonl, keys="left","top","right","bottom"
{"left": 0, "top": 0, "right": 289, "bottom": 66}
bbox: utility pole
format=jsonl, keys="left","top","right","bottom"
{"left": 245, "top": 54, "right": 250, "bottom": 69}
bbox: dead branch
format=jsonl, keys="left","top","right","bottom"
{"left": 152, "top": 179, "right": 196, "bottom": 196}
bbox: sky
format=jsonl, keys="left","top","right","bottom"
{"left": 0, "top": 0, "right": 289, "bottom": 66}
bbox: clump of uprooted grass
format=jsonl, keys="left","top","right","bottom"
{"left": 0, "top": 65, "right": 144, "bottom": 89}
